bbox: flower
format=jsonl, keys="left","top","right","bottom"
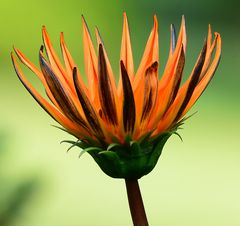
{"left": 12, "top": 13, "right": 221, "bottom": 179}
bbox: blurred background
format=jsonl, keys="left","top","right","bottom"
{"left": 0, "top": 0, "right": 239, "bottom": 225}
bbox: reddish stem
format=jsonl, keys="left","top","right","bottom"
{"left": 125, "top": 179, "right": 149, "bottom": 226}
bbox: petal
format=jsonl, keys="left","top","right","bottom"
{"left": 11, "top": 53, "right": 89, "bottom": 137}
{"left": 155, "top": 40, "right": 208, "bottom": 134}
{"left": 82, "top": 16, "right": 99, "bottom": 104}
{"left": 42, "top": 26, "right": 69, "bottom": 85}
{"left": 14, "top": 47, "right": 58, "bottom": 107}
{"left": 133, "top": 15, "right": 159, "bottom": 91}
{"left": 119, "top": 12, "right": 134, "bottom": 84}
{"left": 60, "top": 32, "right": 88, "bottom": 94}
{"left": 174, "top": 40, "right": 207, "bottom": 122}
{"left": 159, "top": 16, "right": 186, "bottom": 89}
{"left": 98, "top": 44, "right": 118, "bottom": 126}
{"left": 141, "top": 62, "right": 158, "bottom": 123}
{"left": 39, "top": 51, "right": 89, "bottom": 130}
{"left": 120, "top": 61, "right": 136, "bottom": 133}
{"left": 182, "top": 33, "right": 221, "bottom": 115}
{"left": 148, "top": 44, "right": 185, "bottom": 130}
{"left": 73, "top": 67, "right": 104, "bottom": 139}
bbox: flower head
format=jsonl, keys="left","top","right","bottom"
{"left": 12, "top": 14, "right": 221, "bottom": 179}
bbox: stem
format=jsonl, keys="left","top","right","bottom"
{"left": 125, "top": 179, "right": 149, "bottom": 226}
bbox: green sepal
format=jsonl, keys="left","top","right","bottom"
{"left": 87, "top": 132, "right": 172, "bottom": 179}
{"left": 62, "top": 131, "right": 173, "bottom": 179}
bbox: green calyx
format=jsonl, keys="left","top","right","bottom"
{"left": 60, "top": 114, "right": 189, "bottom": 179}
{"left": 63, "top": 132, "right": 172, "bottom": 179}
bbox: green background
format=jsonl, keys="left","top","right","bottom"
{"left": 0, "top": 0, "right": 239, "bottom": 225}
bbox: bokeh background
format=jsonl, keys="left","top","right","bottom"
{"left": 0, "top": 0, "right": 239, "bottom": 225}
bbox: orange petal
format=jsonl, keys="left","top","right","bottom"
{"left": 159, "top": 16, "right": 186, "bottom": 89}
{"left": 119, "top": 12, "right": 134, "bottom": 90}
{"left": 73, "top": 67, "right": 105, "bottom": 139}
{"left": 120, "top": 61, "right": 136, "bottom": 134}
{"left": 98, "top": 44, "right": 118, "bottom": 126}
{"left": 133, "top": 15, "right": 159, "bottom": 91}
{"left": 182, "top": 33, "right": 221, "bottom": 115}
{"left": 60, "top": 32, "right": 88, "bottom": 95}
{"left": 140, "top": 62, "right": 158, "bottom": 125}
{"left": 82, "top": 16, "right": 99, "bottom": 104}
{"left": 12, "top": 53, "right": 89, "bottom": 138}
{"left": 39, "top": 51, "right": 89, "bottom": 130}
{"left": 155, "top": 40, "right": 208, "bottom": 134}
{"left": 95, "top": 28, "right": 120, "bottom": 121}
{"left": 148, "top": 44, "right": 185, "bottom": 130}
{"left": 14, "top": 47, "right": 60, "bottom": 108}
{"left": 42, "top": 26, "right": 70, "bottom": 87}
{"left": 198, "top": 25, "right": 213, "bottom": 81}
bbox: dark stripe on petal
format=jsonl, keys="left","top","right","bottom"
{"left": 73, "top": 67, "right": 104, "bottom": 138}
{"left": 168, "top": 46, "right": 185, "bottom": 107}
{"left": 11, "top": 53, "right": 57, "bottom": 123}
{"left": 39, "top": 50, "right": 89, "bottom": 129}
{"left": 175, "top": 40, "right": 207, "bottom": 122}
{"left": 141, "top": 61, "right": 158, "bottom": 122}
{"left": 120, "top": 61, "right": 136, "bottom": 133}
{"left": 171, "top": 24, "right": 177, "bottom": 52}
{"left": 98, "top": 44, "right": 118, "bottom": 125}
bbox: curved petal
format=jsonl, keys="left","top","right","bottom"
{"left": 133, "top": 15, "right": 159, "bottom": 91}
{"left": 148, "top": 44, "right": 185, "bottom": 130}
{"left": 11, "top": 53, "right": 90, "bottom": 138}
{"left": 42, "top": 26, "right": 69, "bottom": 85}
{"left": 182, "top": 33, "right": 221, "bottom": 115}
{"left": 14, "top": 48, "right": 60, "bottom": 107}
{"left": 60, "top": 32, "right": 88, "bottom": 95}
{"left": 82, "top": 16, "right": 99, "bottom": 104}
{"left": 39, "top": 51, "right": 89, "bottom": 130}
{"left": 155, "top": 39, "right": 208, "bottom": 134}
{"left": 119, "top": 12, "right": 134, "bottom": 88}
{"left": 98, "top": 44, "right": 118, "bottom": 126}
{"left": 95, "top": 29, "right": 120, "bottom": 123}
{"left": 73, "top": 67, "right": 105, "bottom": 140}
{"left": 120, "top": 61, "right": 136, "bottom": 134}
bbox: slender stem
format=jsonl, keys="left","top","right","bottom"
{"left": 125, "top": 179, "right": 149, "bottom": 226}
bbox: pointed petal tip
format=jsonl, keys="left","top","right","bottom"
{"left": 214, "top": 32, "right": 220, "bottom": 38}
{"left": 181, "top": 15, "right": 185, "bottom": 22}
{"left": 81, "top": 14, "right": 86, "bottom": 24}
{"left": 42, "top": 25, "right": 47, "bottom": 32}
{"left": 60, "top": 32, "right": 64, "bottom": 42}
{"left": 98, "top": 42, "right": 103, "bottom": 52}
{"left": 73, "top": 66, "right": 77, "bottom": 75}
{"left": 40, "top": 45, "right": 44, "bottom": 53}
{"left": 95, "top": 26, "right": 102, "bottom": 42}
{"left": 208, "top": 24, "right": 212, "bottom": 31}
{"left": 10, "top": 51, "right": 14, "bottom": 59}
{"left": 153, "top": 14, "right": 158, "bottom": 28}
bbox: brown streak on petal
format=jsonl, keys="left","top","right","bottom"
{"left": 39, "top": 52, "right": 89, "bottom": 130}
{"left": 141, "top": 61, "right": 158, "bottom": 122}
{"left": 167, "top": 46, "right": 185, "bottom": 108}
{"left": 73, "top": 67, "right": 104, "bottom": 138}
{"left": 12, "top": 53, "right": 57, "bottom": 123}
{"left": 120, "top": 61, "right": 136, "bottom": 133}
{"left": 175, "top": 40, "right": 207, "bottom": 122}
{"left": 98, "top": 44, "right": 118, "bottom": 126}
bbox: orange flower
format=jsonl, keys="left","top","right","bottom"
{"left": 12, "top": 14, "right": 221, "bottom": 179}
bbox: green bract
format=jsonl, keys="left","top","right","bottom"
{"left": 63, "top": 132, "right": 173, "bottom": 179}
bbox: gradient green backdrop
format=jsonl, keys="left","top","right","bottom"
{"left": 0, "top": 0, "right": 239, "bottom": 225}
